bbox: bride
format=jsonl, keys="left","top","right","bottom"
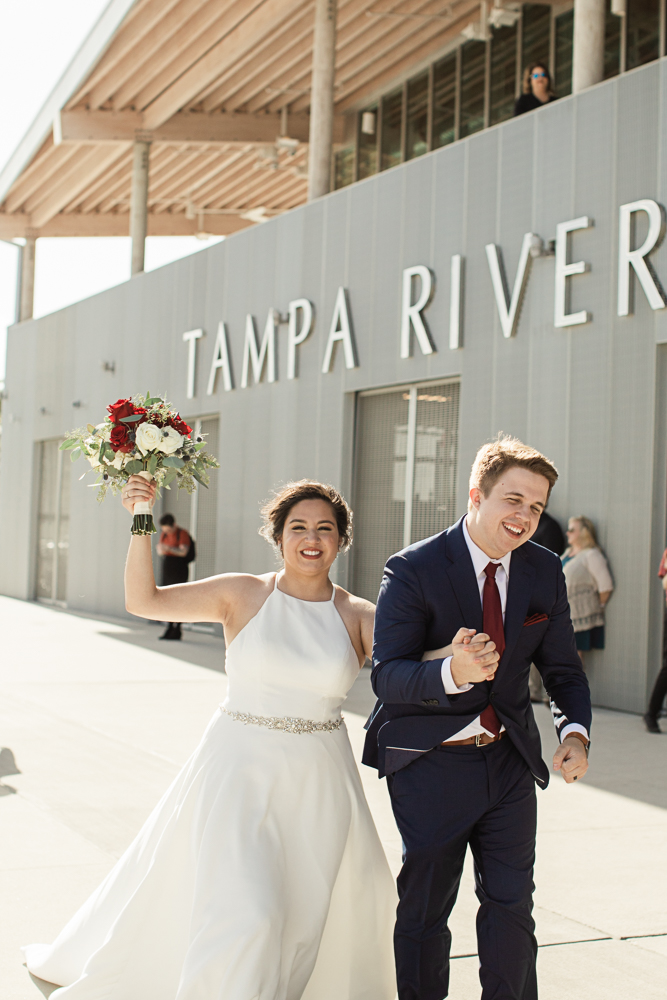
{"left": 24, "top": 478, "right": 398, "bottom": 999}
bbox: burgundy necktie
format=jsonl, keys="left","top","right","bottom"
{"left": 479, "top": 562, "right": 504, "bottom": 737}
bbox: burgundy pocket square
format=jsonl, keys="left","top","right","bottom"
{"left": 523, "top": 613, "right": 549, "bottom": 627}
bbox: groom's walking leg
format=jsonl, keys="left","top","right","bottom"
{"left": 470, "top": 740, "right": 538, "bottom": 1000}
{"left": 388, "top": 747, "right": 489, "bottom": 1000}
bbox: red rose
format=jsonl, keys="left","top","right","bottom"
{"left": 110, "top": 425, "right": 134, "bottom": 453}
{"left": 169, "top": 415, "right": 192, "bottom": 437}
{"left": 107, "top": 399, "right": 146, "bottom": 424}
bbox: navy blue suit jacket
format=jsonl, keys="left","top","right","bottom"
{"left": 362, "top": 516, "right": 592, "bottom": 785}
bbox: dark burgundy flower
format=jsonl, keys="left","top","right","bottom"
{"left": 110, "top": 425, "right": 134, "bottom": 453}
{"left": 107, "top": 399, "right": 146, "bottom": 424}
{"left": 169, "top": 414, "right": 192, "bottom": 437}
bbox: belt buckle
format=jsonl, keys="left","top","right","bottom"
{"left": 475, "top": 733, "right": 484, "bottom": 747}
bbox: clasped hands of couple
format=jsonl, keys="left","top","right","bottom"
{"left": 430, "top": 629, "right": 588, "bottom": 783}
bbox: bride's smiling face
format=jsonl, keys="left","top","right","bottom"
{"left": 280, "top": 499, "right": 340, "bottom": 575}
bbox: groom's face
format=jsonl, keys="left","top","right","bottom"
{"left": 469, "top": 466, "right": 549, "bottom": 558}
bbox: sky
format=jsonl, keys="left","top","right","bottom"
{"left": 0, "top": 0, "right": 223, "bottom": 386}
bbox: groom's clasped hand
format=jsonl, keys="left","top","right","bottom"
{"left": 423, "top": 628, "right": 500, "bottom": 686}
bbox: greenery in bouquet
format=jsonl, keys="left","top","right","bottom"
{"left": 60, "top": 393, "right": 219, "bottom": 534}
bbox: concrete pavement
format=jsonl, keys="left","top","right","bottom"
{"left": 0, "top": 596, "right": 666, "bottom": 999}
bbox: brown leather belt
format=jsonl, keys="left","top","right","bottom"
{"left": 441, "top": 731, "right": 506, "bottom": 747}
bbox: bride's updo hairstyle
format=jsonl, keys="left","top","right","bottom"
{"left": 260, "top": 480, "right": 353, "bottom": 554}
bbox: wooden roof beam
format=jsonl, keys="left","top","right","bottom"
{"left": 142, "top": 0, "right": 309, "bottom": 130}
{"left": 0, "top": 211, "right": 254, "bottom": 239}
{"left": 55, "top": 109, "right": 314, "bottom": 145}
{"left": 66, "top": 0, "right": 184, "bottom": 109}
{"left": 3, "top": 145, "right": 79, "bottom": 213}
{"left": 112, "top": 0, "right": 254, "bottom": 112}
{"left": 29, "top": 144, "right": 129, "bottom": 228}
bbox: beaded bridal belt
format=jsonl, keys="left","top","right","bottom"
{"left": 221, "top": 707, "right": 342, "bottom": 735}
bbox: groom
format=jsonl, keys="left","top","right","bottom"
{"left": 363, "top": 437, "right": 591, "bottom": 1000}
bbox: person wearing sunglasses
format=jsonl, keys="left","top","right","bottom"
{"left": 514, "top": 62, "right": 556, "bottom": 116}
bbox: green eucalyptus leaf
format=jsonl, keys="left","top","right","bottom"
{"left": 192, "top": 471, "right": 209, "bottom": 488}
{"left": 119, "top": 414, "right": 144, "bottom": 423}
{"left": 145, "top": 397, "right": 163, "bottom": 405}
{"left": 124, "top": 459, "right": 143, "bottom": 475}
{"left": 70, "top": 447, "right": 81, "bottom": 462}
{"left": 147, "top": 453, "right": 158, "bottom": 476}
{"left": 161, "top": 456, "right": 184, "bottom": 468}
{"left": 60, "top": 438, "right": 79, "bottom": 450}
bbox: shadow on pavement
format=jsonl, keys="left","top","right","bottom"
{"left": 533, "top": 703, "right": 667, "bottom": 811}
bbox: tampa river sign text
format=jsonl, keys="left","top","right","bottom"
{"left": 182, "top": 198, "right": 667, "bottom": 400}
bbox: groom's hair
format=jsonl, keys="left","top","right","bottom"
{"left": 469, "top": 436, "right": 558, "bottom": 508}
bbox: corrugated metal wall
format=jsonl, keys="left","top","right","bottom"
{"left": 3, "top": 60, "right": 667, "bottom": 712}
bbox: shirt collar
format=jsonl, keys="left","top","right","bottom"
{"left": 463, "top": 517, "right": 512, "bottom": 580}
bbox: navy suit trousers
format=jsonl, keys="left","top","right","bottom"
{"left": 387, "top": 737, "right": 538, "bottom": 1000}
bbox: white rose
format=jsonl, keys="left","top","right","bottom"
{"left": 110, "top": 451, "right": 126, "bottom": 470}
{"left": 157, "top": 425, "right": 183, "bottom": 455}
{"left": 135, "top": 422, "right": 163, "bottom": 455}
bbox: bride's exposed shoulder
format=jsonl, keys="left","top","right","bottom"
{"left": 334, "top": 587, "right": 376, "bottom": 662}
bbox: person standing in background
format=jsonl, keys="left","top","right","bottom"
{"left": 643, "top": 549, "right": 667, "bottom": 733}
{"left": 529, "top": 507, "right": 566, "bottom": 701}
{"left": 514, "top": 63, "right": 556, "bottom": 116}
{"left": 156, "top": 513, "right": 192, "bottom": 640}
{"left": 561, "top": 517, "right": 613, "bottom": 664}
{"left": 531, "top": 507, "right": 566, "bottom": 556}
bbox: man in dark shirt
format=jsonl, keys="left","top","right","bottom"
{"left": 531, "top": 509, "right": 566, "bottom": 556}
{"left": 156, "top": 513, "right": 191, "bottom": 640}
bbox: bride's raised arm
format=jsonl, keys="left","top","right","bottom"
{"left": 122, "top": 473, "right": 252, "bottom": 626}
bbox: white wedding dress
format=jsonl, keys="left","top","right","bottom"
{"left": 24, "top": 576, "right": 397, "bottom": 999}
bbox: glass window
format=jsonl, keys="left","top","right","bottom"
{"left": 521, "top": 3, "right": 551, "bottom": 74}
{"left": 432, "top": 53, "right": 457, "bottom": 148}
{"left": 489, "top": 23, "right": 518, "bottom": 125}
{"left": 460, "top": 41, "right": 486, "bottom": 138}
{"left": 352, "top": 381, "right": 460, "bottom": 603}
{"left": 358, "top": 105, "right": 378, "bottom": 180}
{"left": 381, "top": 88, "right": 403, "bottom": 171}
{"left": 604, "top": 0, "right": 621, "bottom": 78}
{"left": 406, "top": 72, "right": 429, "bottom": 160}
{"left": 334, "top": 147, "right": 355, "bottom": 189}
{"left": 554, "top": 9, "right": 574, "bottom": 96}
{"left": 626, "top": 0, "right": 660, "bottom": 70}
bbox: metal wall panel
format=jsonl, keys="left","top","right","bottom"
{"left": 4, "top": 60, "right": 667, "bottom": 711}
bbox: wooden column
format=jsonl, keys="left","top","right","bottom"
{"left": 130, "top": 139, "right": 151, "bottom": 275}
{"left": 308, "top": 0, "right": 337, "bottom": 201}
{"left": 19, "top": 235, "right": 36, "bottom": 322}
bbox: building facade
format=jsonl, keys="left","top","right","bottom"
{"left": 3, "top": 60, "right": 667, "bottom": 713}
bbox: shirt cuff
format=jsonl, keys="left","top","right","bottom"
{"left": 560, "top": 723, "right": 590, "bottom": 743}
{"left": 441, "top": 656, "right": 474, "bottom": 695}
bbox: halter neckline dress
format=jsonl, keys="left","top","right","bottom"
{"left": 24, "top": 574, "right": 397, "bottom": 1000}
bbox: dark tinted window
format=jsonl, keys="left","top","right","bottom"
{"left": 490, "top": 23, "right": 518, "bottom": 124}
{"left": 406, "top": 72, "right": 429, "bottom": 160}
{"left": 381, "top": 88, "right": 403, "bottom": 171}
{"left": 432, "top": 53, "right": 457, "bottom": 148}
{"left": 460, "top": 41, "right": 486, "bottom": 138}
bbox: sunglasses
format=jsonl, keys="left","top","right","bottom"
{"left": 532, "top": 72, "right": 547, "bottom": 79}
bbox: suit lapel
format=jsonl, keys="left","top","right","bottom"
{"left": 501, "top": 547, "right": 536, "bottom": 669}
{"left": 444, "top": 518, "right": 484, "bottom": 634}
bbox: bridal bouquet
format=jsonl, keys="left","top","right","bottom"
{"left": 60, "top": 393, "right": 219, "bottom": 535}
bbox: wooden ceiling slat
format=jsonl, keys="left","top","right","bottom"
{"left": 149, "top": 151, "right": 225, "bottom": 201}
{"left": 67, "top": 0, "right": 183, "bottom": 109}
{"left": 29, "top": 145, "right": 129, "bottom": 228}
{"left": 189, "top": 153, "right": 260, "bottom": 205}
{"left": 212, "top": 152, "right": 305, "bottom": 207}
{"left": 277, "top": 0, "right": 466, "bottom": 114}
{"left": 336, "top": 6, "right": 477, "bottom": 110}
{"left": 70, "top": 152, "right": 135, "bottom": 212}
{"left": 110, "top": 0, "right": 245, "bottom": 111}
{"left": 87, "top": 0, "right": 211, "bottom": 110}
{"left": 227, "top": 0, "right": 386, "bottom": 113}
{"left": 142, "top": 0, "right": 309, "bottom": 130}
{"left": 3, "top": 144, "right": 77, "bottom": 213}
{"left": 184, "top": 149, "right": 250, "bottom": 198}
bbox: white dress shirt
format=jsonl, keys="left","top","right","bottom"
{"left": 439, "top": 518, "right": 589, "bottom": 744}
